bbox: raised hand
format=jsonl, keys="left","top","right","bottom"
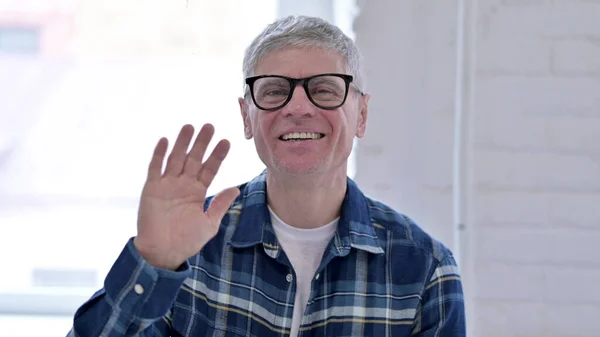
{"left": 133, "top": 124, "right": 240, "bottom": 270}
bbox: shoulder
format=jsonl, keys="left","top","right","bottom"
{"left": 365, "top": 195, "right": 453, "bottom": 264}
{"left": 204, "top": 171, "right": 267, "bottom": 211}
{"left": 204, "top": 181, "right": 262, "bottom": 207}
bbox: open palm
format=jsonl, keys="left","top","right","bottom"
{"left": 134, "top": 124, "right": 239, "bottom": 270}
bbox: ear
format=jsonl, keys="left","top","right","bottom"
{"left": 238, "top": 97, "right": 253, "bottom": 139}
{"left": 355, "top": 93, "right": 370, "bottom": 138}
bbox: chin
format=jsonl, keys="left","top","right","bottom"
{"left": 273, "top": 159, "right": 327, "bottom": 176}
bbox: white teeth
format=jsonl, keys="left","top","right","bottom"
{"left": 281, "top": 132, "right": 323, "bottom": 140}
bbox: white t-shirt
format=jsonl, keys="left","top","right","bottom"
{"left": 269, "top": 207, "right": 338, "bottom": 337}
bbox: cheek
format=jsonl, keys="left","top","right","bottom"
{"left": 330, "top": 111, "right": 357, "bottom": 137}
{"left": 253, "top": 114, "right": 277, "bottom": 142}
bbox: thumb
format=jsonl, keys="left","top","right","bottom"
{"left": 206, "top": 187, "right": 240, "bottom": 224}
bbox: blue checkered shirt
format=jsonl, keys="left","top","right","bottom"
{"left": 68, "top": 171, "right": 466, "bottom": 336}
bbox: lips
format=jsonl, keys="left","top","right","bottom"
{"left": 279, "top": 132, "right": 325, "bottom": 141}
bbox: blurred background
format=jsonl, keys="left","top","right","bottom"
{"left": 0, "top": 0, "right": 598, "bottom": 336}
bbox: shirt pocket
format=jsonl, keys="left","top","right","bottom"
{"left": 170, "top": 302, "right": 255, "bottom": 337}
{"left": 169, "top": 279, "right": 267, "bottom": 337}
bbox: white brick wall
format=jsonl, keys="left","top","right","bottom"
{"left": 353, "top": 0, "right": 458, "bottom": 249}
{"left": 354, "top": 0, "right": 600, "bottom": 335}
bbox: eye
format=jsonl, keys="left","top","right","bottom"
{"left": 312, "top": 88, "right": 336, "bottom": 95}
{"left": 265, "top": 89, "right": 288, "bottom": 96}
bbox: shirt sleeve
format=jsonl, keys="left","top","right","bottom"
{"left": 67, "top": 237, "right": 192, "bottom": 337}
{"left": 410, "top": 252, "right": 467, "bottom": 337}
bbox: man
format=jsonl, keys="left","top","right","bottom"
{"left": 67, "top": 15, "right": 465, "bottom": 337}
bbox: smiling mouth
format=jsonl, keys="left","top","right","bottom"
{"left": 279, "top": 132, "right": 325, "bottom": 141}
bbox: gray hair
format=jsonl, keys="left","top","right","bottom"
{"left": 242, "top": 15, "right": 366, "bottom": 95}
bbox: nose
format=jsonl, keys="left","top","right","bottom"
{"left": 282, "top": 85, "right": 316, "bottom": 117}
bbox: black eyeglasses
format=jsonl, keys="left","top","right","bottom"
{"left": 245, "top": 73, "right": 359, "bottom": 111}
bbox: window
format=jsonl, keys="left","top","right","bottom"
{"left": 0, "top": 26, "right": 40, "bottom": 54}
{"left": 0, "top": 0, "right": 358, "bottom": 335}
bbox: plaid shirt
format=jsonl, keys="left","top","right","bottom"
{"left": 68, "top": 171, "right": 465, "bottom": 337}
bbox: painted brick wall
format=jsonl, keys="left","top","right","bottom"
{"left": 353, "top": 1, "right": 600, "bottom": 336}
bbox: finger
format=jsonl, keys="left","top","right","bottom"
{"left": 147, "top": 137, "right": 168, "bottom": 181}
{"left": 164, "top": 124, "right": 195, "bottom": 176}
{"left": 198, "top": 139, "right": 231, "bottom": 188}
{"left": 182, "top": 123, "right": 215, "bottom": 178}
{"left": 206, "top": 187, "right": 240, "bottom": 226}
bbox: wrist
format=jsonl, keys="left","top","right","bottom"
{"left": 133, "top": 237, "right": 185, "bottom": 271}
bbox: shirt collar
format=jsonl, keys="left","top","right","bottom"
{"left": 228, "top": 170, "right": 384, "bottom": 256}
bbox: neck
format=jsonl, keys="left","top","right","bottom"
{"left": 266, "top": 168, "right": 347, "bottom": 229}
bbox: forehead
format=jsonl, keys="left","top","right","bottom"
{"left": 254, "top": 47, "right": 347, "bottom": 78}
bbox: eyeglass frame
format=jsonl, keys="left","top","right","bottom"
{"left": 244, "top": 73, "right": 363, "bottom": 111}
